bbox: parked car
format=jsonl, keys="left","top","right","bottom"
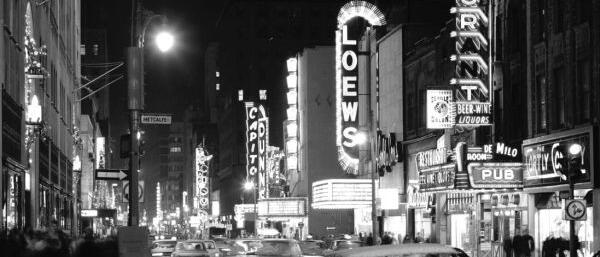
{"left": 171, "top": 240, "right": 220, "bottom": 257}
{"left": 299, "top": 240, "right": 327, "bottom": 257}
{"left": 324, "top": 243, "right": 469, "bottom": 257}
{"left": 254, "top": 239, "right": 303, "bottom": 257}
{"left": 150, "top": 240, "right": 177, "bottom": 257}
{"left": 201, "top": 240, "right": 221, "bottom": 256}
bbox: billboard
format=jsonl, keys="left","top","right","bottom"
{"left": 426, "top": 90, "right": 454, "bottom": 129}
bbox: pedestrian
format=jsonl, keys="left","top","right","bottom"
{"left": 504, "top": 235, "right": 513, "bottom": 257}
{"left": 415, "top": 232, "right": 425, "bottom": 243}
{"left": 391, "top": 233, "right": 399, "bottom": 245}
{"left": 382, "top": 232, "right": 392, "bottom": 245}
{"left": 403, "top": 233, "right": 414, "bottom": 244}
{"left": 513, "top": 229, "right": 534, "bottom": 257}
{"left": 366, "top": 233, "right": 374, "bottom": 246}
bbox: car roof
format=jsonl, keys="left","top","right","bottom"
{"left": 153, "top": 240, "right": 177, "bottom": 243}
{"left": 331, "top": 244, "right": 459, "bottom": 257}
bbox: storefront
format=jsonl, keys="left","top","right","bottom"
{"left": 257, "top": 197, "right": 308, "bottom": 239}
{"left": 413, "top": 136, "right": 525, "bottom": 257}
{"left": 522, "top": 127, "right": 597, "bottom": 257}
{"left": 3, "top": 158, "right": 26, "bottom": 231}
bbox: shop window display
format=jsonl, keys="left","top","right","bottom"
{"left": 414, "top": 209, "right": 432, "bottom": 241}
{"left": 536, "top": 208, "right": 593, "bottom": 257}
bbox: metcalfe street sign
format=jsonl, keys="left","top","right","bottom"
{"left": 140, "top": 113, "right": 172, "bottom": 124}
{"left": 95, "top": 169, "right": 129, "bottom": 181}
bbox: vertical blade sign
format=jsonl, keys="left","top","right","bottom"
{"left": 450, "top": 0, "right": 492, "bottom": 126}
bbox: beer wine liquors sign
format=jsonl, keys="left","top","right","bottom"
{"left": 450, "top": 0, "right": 492, "bottom": 126}
{"left": 245, "top": 102, "right": 268, "bottom": 186}
{"left": 335, "top": 1, "right": 385, "bottom": 174}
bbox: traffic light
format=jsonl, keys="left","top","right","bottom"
{"left": 139, "top": 139, "right": 146, "bottom": 157}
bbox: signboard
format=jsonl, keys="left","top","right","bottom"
{"left": 95, "top": 169, "right": 129, "bottom": 181}
{"left": 426, "top": 90, "right": 454, "bottom": 129}
{"left": 123, "top": 181, "right": 144, "bottom": 203}
{"left": 81, "top": 209, "right": 98, "bottom": 217}
{"left": 258, "top": 112, "right": 269, "bottom": 200}
{"left": 245, "top": 102, "right": 261, "bottom": 181}
{"left": 257, "top": 197, "right": 307, "bottom": 217}
{"left": 379, "top": 188, "right": 399, "bottom": 210}
{"left": 335, "top": 1, "right": 386, "bottom": 175}
{"left": 564, "top": 199, "right": 587, "bottom": 221}
{"left": 140, "top": 113, "right": 172, "bottom": 124}
{"left": 312, "top": 179, "right": 374, "bottom": 209}
{"left": 418, "top": 163, "right": 456, "bottom": 192}
{"left": 522, "top": 128, "right": 591, "bottom": 187}
{"left": 467, "top": 162, "right": 523, "bottom": 189}
{"left": 450, "top": 0, "right": 492, "bottom": 126}
{"left": 194, "top": 147, "right": 212, "bottom": 211}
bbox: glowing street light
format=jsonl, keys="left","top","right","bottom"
{"left": 354, "top": 131, "right": 368, "bottom": 146}
{"left": 244, "top": 181, "right": 254, "bottom": 191}
{"left": 155, "top": 31, "right": 174, "bottom": 52}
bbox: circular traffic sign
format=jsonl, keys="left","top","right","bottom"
{"left": 566, "top": 200, "right": 586, "bottom": 220}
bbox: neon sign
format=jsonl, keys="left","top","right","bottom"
{"left": 195, "top": 147, "right": 212, "bottom": 210}
{"left": 246, "top": 102, "right": 267, "bottom": 184}
{"left": 450, "top": 0, "right": 492, "bottom": 126}
{"left": 335, "top": 1, "right": 385, "bottom": 174}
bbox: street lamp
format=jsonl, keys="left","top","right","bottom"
{"left": 155, "top": 32, "right": 174, "bottom": 52}
{"left": 127, "top": 8, "right": 173, "bottom": 227}
{"left": 565, "top": 143, "right": 584, "bottom": 257}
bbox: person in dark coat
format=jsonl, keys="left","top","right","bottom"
{"left": 503, "top": 235, "right": 514, "bottom": 257}
{"left": 513, "top": 229, "right": 535, "bottom": 257}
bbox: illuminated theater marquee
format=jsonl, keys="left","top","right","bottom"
{"left": 450, "top": 0, "right": 492, "bottom": 126}
{"left": 336, "top": 1, "right": 385, "bottom": 174}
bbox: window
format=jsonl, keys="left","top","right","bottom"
{"left": 575, "top": 60, "right": 591, "bottom": 124}
{"left": 534, "top": 0, "right": 546, "bottom": 42}
{"left": 535, "top": 75, "right": 547, "bottom": 132}
{"left": 552, "top": 67, "right": 565, "bottom": 129}
{"left": 170, "top": 147, "right": 182, "bottom": 153}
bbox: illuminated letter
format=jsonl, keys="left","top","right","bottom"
{"left": 342, "top": 25, "right": 356, "bottom": 45}
{"left": 460, "top": 13, "right": 479, "bottom": 30}
{"left": 342, "top": 51, "right": 358, "bottom": 71}
{"left": 505, "top": 169, "right": 514, "bottom": 180}
{"left": 341, "top": 102, "right": 358, "bottom": 122}
{"left": 342, "top": 77, "right": 357, "bottom": 96}
{"left": 461, "top": 85, "right": 478, "bottom": 100}
{"left": 482, "top": 169, "right": 492, "bottom": 180}
{"left": 249, "top": 107, "right": 258, "bottom": 119}
{"left": 342, "top": 127, "right": 358, "bottom": 147}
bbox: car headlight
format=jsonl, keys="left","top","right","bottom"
{"left": 151, "top": 253, "right": 163, "bottom": 257}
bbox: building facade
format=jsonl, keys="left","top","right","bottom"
{"left": 1, "top": 0, "right": 81, "bottom": 234}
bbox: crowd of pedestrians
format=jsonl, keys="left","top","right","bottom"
{"left": 0, "top": 225, "right": 118, "bottom": 257}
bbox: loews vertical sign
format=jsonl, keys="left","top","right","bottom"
{"left": 450, "top": 0, "right": 492, "bottom": 126}
{"left": 335, "top": 1, "right": 385, "bottom": 174}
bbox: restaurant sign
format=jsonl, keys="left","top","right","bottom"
{"left": 418, "top": 163, "right": 456, "bottom": 192}
{"left": 522, "top": 128, "right": 592, "bottom": 188}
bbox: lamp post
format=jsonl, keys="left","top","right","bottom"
{"left": 127, "top": 6, "right": 173, "bottom": 227}
{"left": 566, "top": 143, "right": 583, "bottom": 257}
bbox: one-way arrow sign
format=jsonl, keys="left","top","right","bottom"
{"left": 95, "top": 169, "right": 130, "bottom": 181}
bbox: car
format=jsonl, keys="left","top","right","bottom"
{"left": 330, "top": 240, "right": 364, "bottom": 251}
{"left": 171, "top": 240, "right": 221, "bottom": 257}
{"left": 201, "top": 240, "right": 221, "bottom": 256}
{"left": 299, "top": 240, "right": 327, "bottom": 257}
{"left": 150, "top": 240, "right": 177, "bottom": 257}
{"left": 324, "top": 243, "right": 469, "bottom": 257}
{"left": 254, "top": 239, "right": 303, "bottom": 257}
{"left": 219, "top": 238, "right": 262, "bottom": 256}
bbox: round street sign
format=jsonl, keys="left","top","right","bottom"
{"left": 564, "top": 199, "right": 586, "bottom": 220}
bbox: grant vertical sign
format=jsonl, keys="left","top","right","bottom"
{"left": 335, "top": 1, "right": 385, "bottom": 174}
{"left": 450, "top": 0, "right": 492, "bottom": 126}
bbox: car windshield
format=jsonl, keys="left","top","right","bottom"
{"left": 176, "top": 242, "right": 205, "bottom": 251}
{"left": 152, "top": 241, "right": 176, "bottom": 249}
{"left": 336, "top": 241, "right": 363, "bottom": 250}
{"left": 231, "top": 240, "right": 262, "bottom": 252}
{"left": 256, "top": 241, "right": 300, "bottom": 256}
